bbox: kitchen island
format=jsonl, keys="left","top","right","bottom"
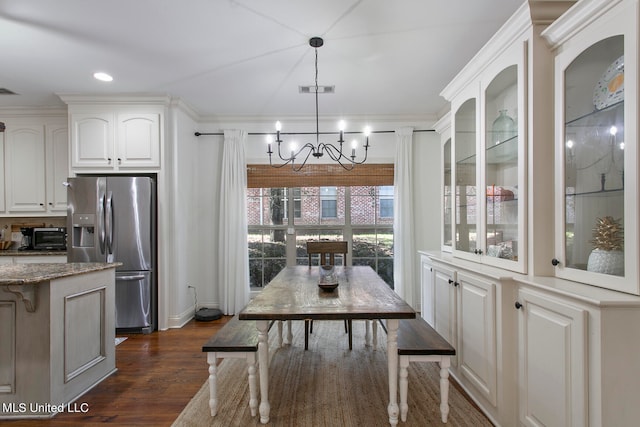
{"left": 0, "top": 263, "right": 119, "bottom": 418}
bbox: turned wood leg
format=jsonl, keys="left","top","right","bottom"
{"left": 207, "top": 353, "right": 218, "bottom": 416}
{"left": 399, "top": 356, "right": 409, "bottom": 422}
{"left": 439, "top": 358, "right": 451, "bottom": 423}
{"left": 277, "top": 321, "right": 283, "bottom": 347}
{"left": 247, "top": 353, "right": 258, "bottom": 417}
{"left": 372, "top": 320, "right": 378, "bottom": 350}
{"left": 287, "top": 320, "right": 293, "bottom": 345}
{"left": 365, "top": 319, "right": 371, "bottom": 347}
{"left": 256, "top": 320, "right": 270, "bottom": 423}
{"left": 387, "top": 319, "right": 400, "bottom": 427}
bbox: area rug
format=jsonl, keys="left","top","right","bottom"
{"left": 115, "top": 337, "right": 128, "bottom": 346}
{"left": 172, "top": 320, "right": 493, "bottom": 427}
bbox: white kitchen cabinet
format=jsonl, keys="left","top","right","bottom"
{"left": 433, "top": 113, "right": 452, "bottom": 252}
{"left": 457, "top": 271, "right": 497, "bottom": 406}
{"left": 515, "top": 286, "right": 587, "bottom": 427}
{"left": 69, "top": 111, "right": 161, "bottom": 171}
{"left": 513, "top": 276, "right": 640, "bottom": 427}
{"left": 2, "top": 119, "right": 68, "bottom": 216}
{"left": 420, "top": 252, "right": 515, "bottom": 425}
{"left": 543, "top": 0, "right": 639, "bottom": 295}
{"left": 419, "top": 254, "right": 435, "bottom": 326}
{"left": 46, "top": 124, "right": 69, "bottom": 213}
{"left": 4, "top": 124, "right": 46, "bottom": 213}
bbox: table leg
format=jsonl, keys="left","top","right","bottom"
{"left": 386, "top": 318, "right": 399, "bottom": 427}
{"left": 256, "top": 320, "right": 270, "bottom": 424}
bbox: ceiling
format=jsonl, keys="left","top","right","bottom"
{"left": 0, "top": 0, "right": 527, "bottom": 121}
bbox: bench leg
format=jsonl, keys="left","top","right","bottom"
{"left": 207, "top": 352, "right": 219, "bottom": 416}
{"left": 304, "top": 320, "right": 310, "bottom": 350}
{"left": 439, "top": 357, "right": 451, "bottom": 423}
{"left": 277, "top": 321, "right": 283, "bottom": 347}
{"left": 399, "top": 356, "right": 409, "bottom": 422}
{"left": 287, "top": 320, "right": 293, "bottom": 345}
{"left": 365, "top": 319, "right": 371, "bottom": 346}
{"left": 247, "top": 353, "right": 259, "bottom": 417}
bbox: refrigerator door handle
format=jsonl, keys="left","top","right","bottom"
{"left": 105, "top": 191, "right": 114, "bottom": 254}
{"left": 98, "top": 193, "right": 106, "bottom": 254}
{"left": 118, "top": 275, "right": 146, "bottom": 281}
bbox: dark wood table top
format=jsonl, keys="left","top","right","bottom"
{"left": 239, "top": 266, "right": 416, "bottom": 321}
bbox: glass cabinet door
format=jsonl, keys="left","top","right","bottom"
{"left": 443, "top": 138, "right": 452, "bottom": 249}
{"left": 484, "top": 65, "right": 519, "bottom": 263}
{"left": 454, "top": 99, "right": 478, "bottom": 255}
{"left": 562, "top": 36, "right": 625, "bottom": 278}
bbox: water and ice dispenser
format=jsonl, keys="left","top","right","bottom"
{"left": 71, "top": 213, "right": 96, "bottom": 248}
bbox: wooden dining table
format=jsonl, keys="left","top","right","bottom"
{"left": 239, "top": 265, "right": 416, "bottom": 426}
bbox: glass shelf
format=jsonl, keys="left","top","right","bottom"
{"left": 486, "top": 135, "right": 518, "bottom": 164}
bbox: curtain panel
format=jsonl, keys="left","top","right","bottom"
{"left": 393, "top": 127, "right": 416, "bottom": 307}
{"left": 218, "top": 129, "right": 250, "bottom": 314}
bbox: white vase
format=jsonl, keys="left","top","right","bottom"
{"left": 586, "top": 249, "right": 624, "bottom": 276}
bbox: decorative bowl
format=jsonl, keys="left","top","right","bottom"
{"left": 318, "top": 282, "right": 339, "bottom": 292}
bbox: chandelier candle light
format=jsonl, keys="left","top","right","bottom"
{"left": 267, "top": 37, "right": 371, "bottom": 171}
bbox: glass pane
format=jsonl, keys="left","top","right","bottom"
{"left": 295, "top": 187, "right": 345, "bottom": 226}
{"left": 485, "top": 65, "right": 519, "bottom": 261}
{"left": 455, "top": 98, "right": 477, "bottom": 253}
{"left": 443, "top": 138, "right": 452, "bottom": 247}
{"left": 248, "top": 229, "right": 287, "bottom": 287}
{"left": 247, "top": 187, "right": 290, "bottom": 227}
{"left": 564, "top": 36, "right": 624, "bottom": 276}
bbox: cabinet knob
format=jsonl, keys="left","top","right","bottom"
{"left": 515, "top": 301, "right": 522, "bottom": 310}
{"left": 107, "top": 157, "right": 112, "bottom": 164}
{"left": 551, "top": 258, "right": 560, "bottom": 266}
{"left": 117, "top": 157, "right": 122, "bottom": 164}
{"left": 39, "top": 203, "right": 44, "bottom": 206}
{"left": 448, "top": 279, "right": 454, "bottom": 284}
{"left": 474, "top": 249, "right": 484, "bottom": 255}
{"left": 454, "top": 281, "right": 460, "bottom": 287}
{"left": 48, "top": 202, "right": 53, "bottom": 206}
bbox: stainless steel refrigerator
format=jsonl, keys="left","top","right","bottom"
{"left": 67, "top": 176, "right": 156, "bottom": 333}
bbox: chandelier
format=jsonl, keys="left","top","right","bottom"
{"left": 267, "top": 37, "right": 370, "bottom": 171}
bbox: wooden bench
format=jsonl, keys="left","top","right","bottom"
{"left": 202, "top": 315, "right": 261, "bottom": 418}
{"left": 396, "top": 317, "right": 456, "bottom": 424}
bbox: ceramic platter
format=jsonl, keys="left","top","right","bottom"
{"left": 593, "top": 55, "right": 624, "bottom": 110}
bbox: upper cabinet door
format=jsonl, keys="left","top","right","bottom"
{"left": 546, "top": 0, "right": 639, "bottom": 294}
{"left": 116, "top": 113, "right": 160, "bottom": 168}
{"left": 480, "top": 43, "right": 527, "bottom": 274}
{"left": 70, "top": 113, "right": 114, "bottom": 168}
{"left": 5, "top": 125, "right": 47, "bottom": 213}
{"left": 453, "top": 96, "right": 479, "bottom": 260}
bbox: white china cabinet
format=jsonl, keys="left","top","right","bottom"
{"left": 440, "top": 2, "right": 549, "bottom": 274}
{"left": 543, "top": 0, "right": 639, "bottom": 295}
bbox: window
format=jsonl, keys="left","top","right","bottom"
{"left": 248, "top": 186, "right": 394, "bottom": 289}
{"left": 379, "top": 185, "right": 394, "bottom": 218}
{"left": 320, "top": 186, "right": 337, "bottom": 218}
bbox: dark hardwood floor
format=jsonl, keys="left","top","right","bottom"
{"left": 3, "top": 317, "right": 231, "bottom": 427}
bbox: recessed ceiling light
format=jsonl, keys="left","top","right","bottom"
{"left": 93, "top": 72, "right": 113, "bottom": 82}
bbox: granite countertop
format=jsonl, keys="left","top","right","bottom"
{"left": 0, "top": 262, "right": 122, "bottom": 285}
{"left": 0, "top": 249, "right": 67, "bottom": 256}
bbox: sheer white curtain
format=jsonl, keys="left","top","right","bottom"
{"left": 218, "top": 129, "right": 250, "bottom": 314}
{"left": 393, "top": 127, "right": 416, "bottom": 307}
